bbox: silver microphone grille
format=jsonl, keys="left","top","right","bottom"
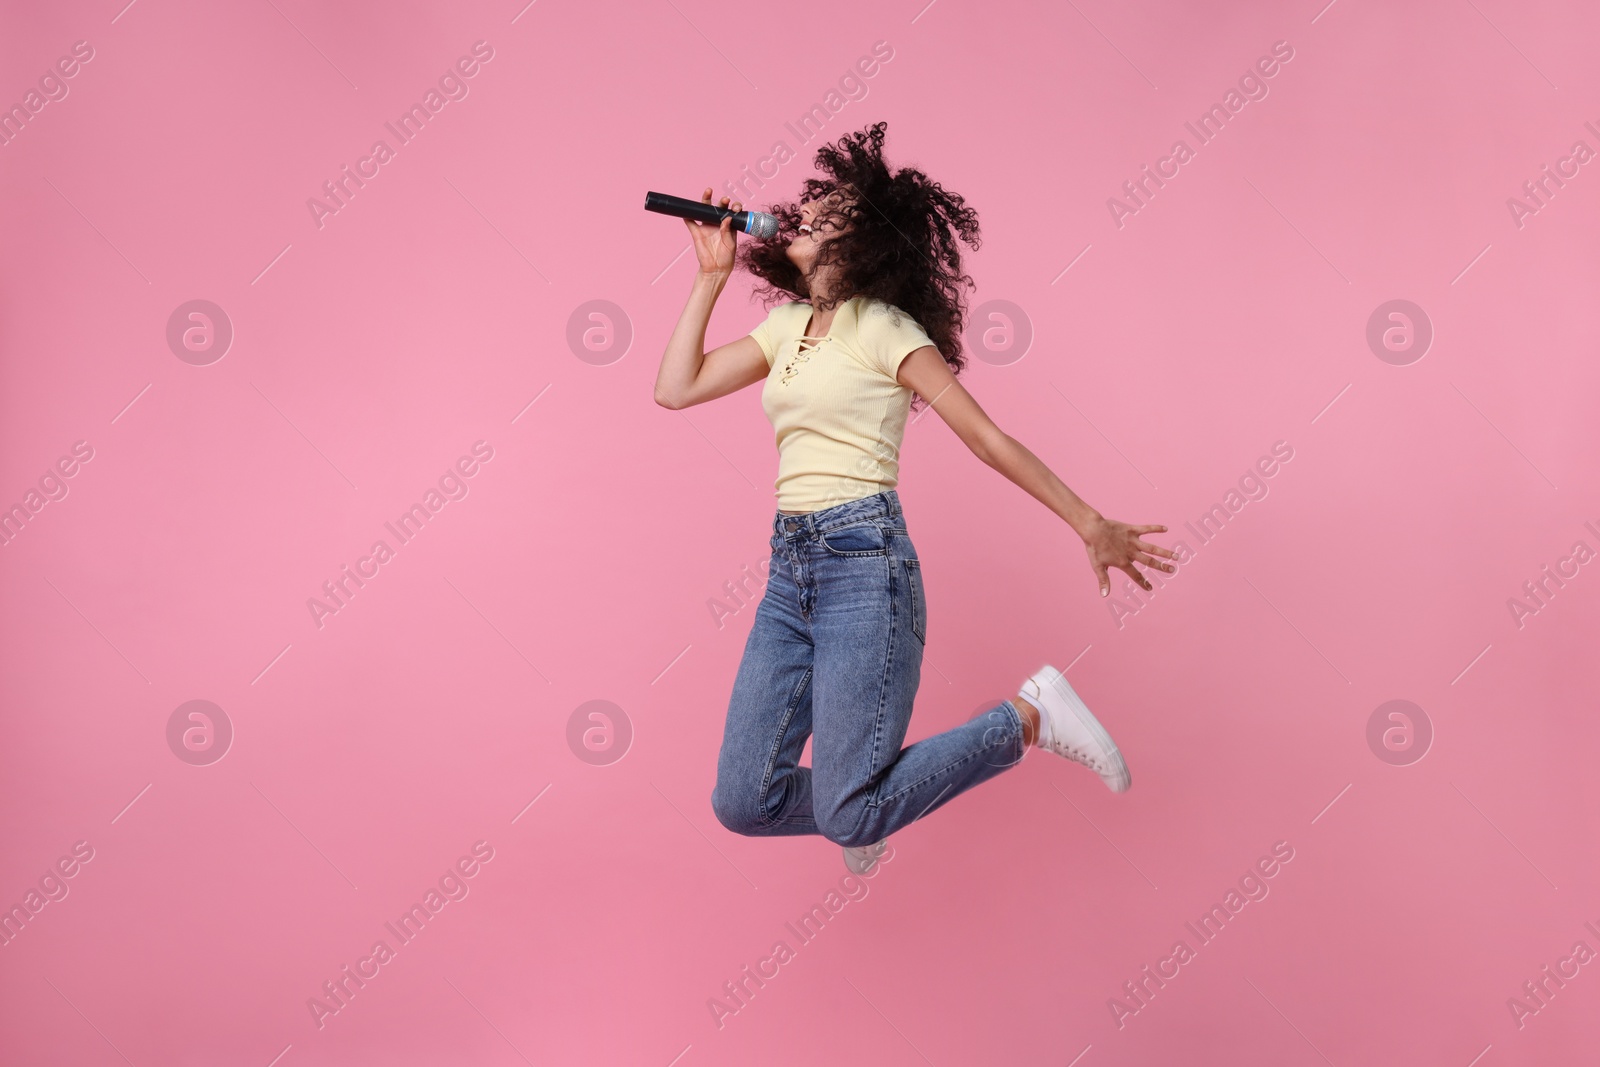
{"left": 745, "top": 211, "right": 780, "bottom": 239}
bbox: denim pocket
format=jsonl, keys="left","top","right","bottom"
{"left": 902, "top": 558, "right": 927, "bottom": 643}
{"left": 819, "top": 520, "right": 889, "bottom": 557}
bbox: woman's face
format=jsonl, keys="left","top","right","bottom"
{"left": 785, "top": 187, "right": 853, "bottom": 272}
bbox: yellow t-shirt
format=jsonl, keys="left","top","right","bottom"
{"left": 749, "top": 295, "right": 937, "bottom": 513}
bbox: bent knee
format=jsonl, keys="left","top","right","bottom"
{"left": 815, "top": 811, "right": 876, "bottom": 848}
{"left": 710, "top": 781, "right": 765, "bottom": 837}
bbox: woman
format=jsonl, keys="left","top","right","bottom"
{"left": 654, "top": 122, "right": 1175, "bottom": 874}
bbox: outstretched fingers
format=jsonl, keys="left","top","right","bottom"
{"left": 1132, "top": 524, "right": 1179, "bottom": 560}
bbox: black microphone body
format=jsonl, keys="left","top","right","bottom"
{"left": 644, "top": 191, "right": 781, "bottom": 238}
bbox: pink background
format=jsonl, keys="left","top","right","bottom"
{"left": 2, "top": 0, "right": 1598, "bottom": 1063}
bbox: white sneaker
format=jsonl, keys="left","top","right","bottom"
{"left": 843, "top": 839, "right": 887, "bottom": 874}
{"left": 1018, "top": 665, "right": 1131, "bottom": 792}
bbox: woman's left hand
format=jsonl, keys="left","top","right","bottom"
{"left": 1081, "top": 516, "right": 1178, "bottom": 597}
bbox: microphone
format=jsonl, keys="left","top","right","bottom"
{"left": 644, "top": 191, "right": 781, "bottom": 239}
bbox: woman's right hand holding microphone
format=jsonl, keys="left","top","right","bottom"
{"left": 685, "top": 187, "right": 741, "bottom": 279}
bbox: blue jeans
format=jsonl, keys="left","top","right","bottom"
{"left": 711, "top": 489, "right": 1028, "bottom": 848}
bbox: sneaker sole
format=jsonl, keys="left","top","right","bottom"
{"left": 842, "top": 842, "right": 887, "bottom": 875}
{"left": 1040, "top": 666, "right": 1131, "bottom": 792}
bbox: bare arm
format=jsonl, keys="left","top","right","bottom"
{"left": 894, "top": 346, "right": 1177, "bottom": 596}
{"left": 653, "top": 271, "right": 769, "bottom": 409}
{"left": 652, "top": 189, "right": 769, "bottom": 410}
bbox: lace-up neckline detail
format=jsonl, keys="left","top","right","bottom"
{"left": 796, "top": 333, "right": 829, "bottom": 355}
{"left": 778, "top": 326, "right": 833, "bottom": 386}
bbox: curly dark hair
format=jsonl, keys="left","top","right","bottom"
{"left": 737, "top": 121, "right": 981, "bottom": 405}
